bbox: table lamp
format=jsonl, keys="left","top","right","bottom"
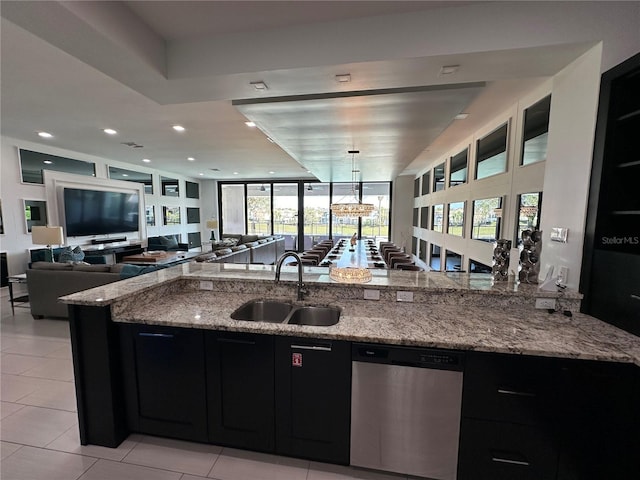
{"left": 206, "top": 219, "right": 219, "bottom": 241}
{"left": 32, "top": 226, "right": 64, "bottom": 262}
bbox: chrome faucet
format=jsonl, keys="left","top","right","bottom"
{"left": 275, "top": 252, "right": 308, "bottom": 301}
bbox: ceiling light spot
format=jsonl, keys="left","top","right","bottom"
{"left": 233, "top": 172, "right": 239, "bottom": 175}
{"left": 335, "top": 73, "right": 351, "bottom": 83}
{"left": 199, "top": 173, "right": 204, "bottom": 176}
{"left": 43, "top": 160, "right": 53, "bottom": 164}
{"left": 440, "top": 65, "right": 460, "bottom": 75}
{"left": 122, "top": 174, "right": 128, "bottom": 177}
{"left": 38, "top": 131, "right": 53, "bottom": 138}
{"left": 269, "top": 171, "right": 275, "bottom": 174}
{"left": 103, "top": 128, "right": 117, "bottom": 135}
{"left": 245, "top": 121, "right": 256, "bottom": 127}
{"left": 187, "top": 157, "right": 195, "bottom": 161}
{"left": 454, "top": 113, "right": 469, "bottom": 120}
{"left": 172, "top": 125, "right": 185, "bottom": 132}
{"left": 250, "top": 81, "right": 268, "bottom": 90}
{"left": 142, "top": 158, "right": 151, "bottom": 163}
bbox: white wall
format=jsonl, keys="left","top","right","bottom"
{"left": 0, "top": 136, "right": 208, "bottom": 275}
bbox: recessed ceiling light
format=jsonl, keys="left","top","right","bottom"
{"left": 38, "top": 131, "right": 53, "bottom": 138}
{"left": 250, "top": 81, "right": 268, "bottom": 90}
{"left": 454, "top": 113, "right": 469, "bottom": 120}
{"left": 172, "top": 125, "right": 185, "bottom": 132}
{"left": 233, "top": 172, "right": 239, "bottom": 175}
{"left": 43, "top": 160, "right": 53, "bottom": 164}
{"left": 335, "top": 73, "right": 351, "bottom": 83}
{"left": 199, "top": 172, "right": 204, "bottom": 176}
{"left": 142, "top": 158, "right": 151, "bottom": 163}
{"left": 103, "top": 128, "right": 117, "bottom": 135}
{"left": 122, "top": 174, "right": 128, "bottom": 177}
{"left": 269, "top": 171, "right": 275, "bottom": 174}
{"left": 187, "top": 157, "right": 195, "bottom": 161}
{"left": 440, "top": 65, "right": 460, "bottom": 75}
{"left": 245, "top": 121, "right": 256, "bottom": 127}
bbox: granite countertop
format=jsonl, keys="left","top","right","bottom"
{"left": 59, "top": 262, "right": 581, "bottom": 306}
{"left": 59, "top": 262, "right": 640, "bottom": 367}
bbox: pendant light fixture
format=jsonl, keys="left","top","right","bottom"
{"left": 331, "top": 150, "right": 375, "bottom": 217}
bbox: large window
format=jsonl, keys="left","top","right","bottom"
{"left": 432, "top": 204, "right": 444, "bottom": 232}
{"left": 420, "top": 239, "right": 428, "bottom": 262}
{"left": 445, "top": 250, "right": 463, "bottom": 271}
{"left": 420, "top": 206, "right": 429, "bottom": 229}
{"left": 247, "top": 184, "right": 272, "bottom": 235}
{"left": 362, "top": 182, "right": 390, "bottom": 241}
{"left": 476, "top": 123, "right": 508, "bottom": 180}
{"left": 304, "top": 183, "right": 329, "bottom": 250}
{"left": 433, "top": 163, "right": 446, "bottom": 192}
{"left": 447, "top": 201, "right": 465, "bottom": 237}
{"left": 412, "top": 208, "right": 419, "bottom": 227}
{"left": 221, "top": 184, "right": 245, "bottom": 234}
{"left": 449, "top": 148, "right": 468, "bottom": 187}
{"left": 516, "top": 192, "right": 543, "bottom": 244}
{"left": 331, "top": 183, "right": 359, "bottom": 241}
{"left": 471, "top": 197, "right": 502, "bottom": 242}
{"left": 430, "top": 244, "right": 441, "bottom": 271}
{"left": 273, "top": 183, "right": 298, "bottom": 246}
{"left": 521, "top": 95, "right": 551, "bottom": 166}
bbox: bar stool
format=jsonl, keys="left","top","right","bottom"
{"left": 384, "top": 248, "right": 402, "bottom": 264}
{"left": 396, "top": 264, "right": 423, "bottom": 271}
{"left": 389, "top": 254, "right": 412, "bottom": 269}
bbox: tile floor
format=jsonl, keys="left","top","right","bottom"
{"left": 1, "top": 298, "right": 410, "bottom": 480}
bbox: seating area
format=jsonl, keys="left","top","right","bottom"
{"left": 379, "top": 242, "right": 423, "bottom": 271}
{"left": 195, "top": 235, "right": 285, "bottom": 265}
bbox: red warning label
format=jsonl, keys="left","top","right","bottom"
{"left": 292, "top": 352, "right": 302, "bottom": 367}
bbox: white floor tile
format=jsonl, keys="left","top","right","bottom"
{"left": 80, "top": 458, "right": 182, "bottom": 480}
{"left": 1, "top": 353, "right": 49, "bottom": 374}
{"left": 1, "top": 401, "right": 25, "bottom": 419}
{"left": 0, "top": 405, "right": 77, "bottom": 447}
{"left": 1, "top": 336, "right": 68, "bottom": 356}
{"left": 123, "top": 436, "right": 221, "bottom": 477}
{"left": 1, "top": 441, "right": 22, "bottom": 460}
{"left": 47, "top": 425, "right": 143, "bottom": 461}
{"left": 0, "top": 373, "right": 62, "bottom": 402}
{"left": 0, "top": 445, "right": 96, "bottom": 480}
{"left": 22, "top": 357, "right": 75, "bottom": 381}
{"left": 308, "top": 462, "right": 407, "bottom": 480}
{"left": 17, "top": 378, "right": 77, "bottom": 411}
{"left": 209, "top": 448, "right": 309, "bottom": 480}
{"left": 46, "top": 343, "right": 73, "bottom": 359}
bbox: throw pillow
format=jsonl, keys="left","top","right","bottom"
{"left": 58, "top": 246, "right": 85, "bottom": 263}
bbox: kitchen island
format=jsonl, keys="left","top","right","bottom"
{"left": 61, "top": 262, "right": 640, "bottom": 479}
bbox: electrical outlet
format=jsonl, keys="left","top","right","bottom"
{"left": 364, "top": 289, "right": 380, "bottom": 300}
{"left": 199, "top": 280, "right": 214, "bottom": 290}
{"left": 535, "top": 298, "right": 556, "bottom": 310}
{"left": 396, "top": 291, "right": 414, "bottom": 302}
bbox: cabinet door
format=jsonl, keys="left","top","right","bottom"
{"left": 275, "top": 337, "right": 351, "bottom": 465}
{"left": 206, "top": 331, "right": 274, "bottom": 452}
{"left": 119, "top": 324, "right": 207, "bottom": 442}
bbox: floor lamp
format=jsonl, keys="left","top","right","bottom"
{"left": 32, "top": 226, "right": 64, "bottom": 262}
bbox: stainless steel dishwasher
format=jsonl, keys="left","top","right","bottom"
{"left": 350, "top": 343, "right": 464, "bottom": 480}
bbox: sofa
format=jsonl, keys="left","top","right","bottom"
{"left": 26, "top": 262, "right": 165, "bottom": 319}
{"left": 206, "top": 235, "right": 285, "bottom": 265}
{"left": 147, "top": 234, "right": 189, "bottom": 252}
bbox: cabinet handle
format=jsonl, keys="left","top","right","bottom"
{"left": 138, "top": 333, "right": 174, "bottom": 338}
{"left": 290, "top": 344, "right": 332, "bottom": 352}
{"left": 631, "top": 294, "right": 640, "bottom": 301}
{"left": 217, "top": 338, "right": 256, "bottom": 345}
{"left": 497, "top": 388, "right": 536, "bottom": 397}
{"left": 491, "top": 456, "right": 530, "bottom": 467}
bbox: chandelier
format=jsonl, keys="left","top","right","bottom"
{"left": 331, "top": 150, "right": 375, "bottom": 217}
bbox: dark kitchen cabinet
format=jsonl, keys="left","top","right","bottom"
{"left": 459, "top": 352, "right": 639, "bottom": 480}
{"left": 206, "top": 331, "right": 275, "bottom": 452}
{"left": 119, "top": 324, "right": 208, "bottom": 442}
{"left": 581, "top": 52, "right": 640, "bottom": 335}
{"left": 275, "top": 336, "right": 351, "bottom": 465}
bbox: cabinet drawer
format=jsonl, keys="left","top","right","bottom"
{"left": 463, "top": 352, "right": 557, "bottom": 425}
{"left": 458, "top": 418, "right": 558, "bottom": 480}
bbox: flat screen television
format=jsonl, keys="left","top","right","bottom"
{"left": 64, "top": 187, "right": 139, "bottom": 237}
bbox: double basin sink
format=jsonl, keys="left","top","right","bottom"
{"left": 231, "top": 300, "right": 340, "bottom": 326}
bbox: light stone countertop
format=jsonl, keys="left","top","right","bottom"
{"left": 59, "top": 262, "right": 640, "bottom": 366}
